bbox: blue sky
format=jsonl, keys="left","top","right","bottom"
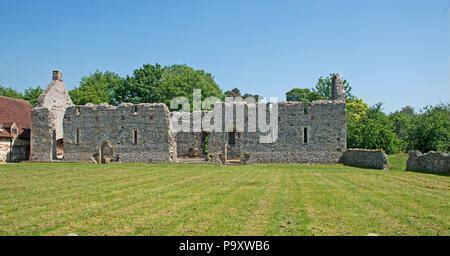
{"left": 0, "top": 0, "right": 448, "bottom": 113}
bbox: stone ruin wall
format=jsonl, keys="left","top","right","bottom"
{"left": 241, "top": 101, "right": 347, "bottom": 163}
{"left": 28, "top": 71, "right": 348, "bottom": 165}
{"left": 63, "top": 103, "right": 176, "bottom": 163}
{"left": 170, "top": 111, "right": 207, "bottom": 158}
{"left": 30, "top": 100, "right": 347, "bottom": 164}
{"left": 406, "top": 151, "right": 449, "bottom": 175}
{"left": 339, "top": 149, "right": 388, "bottom": 169}
{"left": 30, "top": 71, "right": 73, "bottom": 161}
{"left": 207, "top": 100, "right": 347, "bottom": 164}
{"left": 37, "top": 71, "right": 73, "bottom": 140}
{"left": 30, "top": 107, "right": 56, "bottom": 161}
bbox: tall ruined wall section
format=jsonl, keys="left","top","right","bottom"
{"left": 63, "top": 103, "right": 176, "bottom": 163}
{"left": 30, "top": 107, "right": 56, "bottom": 161}
{"left": 37, "top": 71, "right": 73, "bottom": 140}
{"left": 30, "top": 71, "right": 73, "bottom": 161}
{"left": 240, "top": 101, "right": 347, "bottom": 163}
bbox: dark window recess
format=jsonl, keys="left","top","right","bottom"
{"left": 76, "top": 129, "right": 80, "bottom": 144}
{"left": 133, "top": 130, "right": 138, "bottom": 144}
{"left": 303, "top": 127, "right": 308, "bottom": 144}
{"left": 228, "top": 132, "right": 236, "bottom": 146}
{"left": 134, "top": 105, "right": 138, "bottom": 113}
{"left": 304, "top": 105, "right": 308, "bottom": 115}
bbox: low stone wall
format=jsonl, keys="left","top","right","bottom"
{"left": 340, "top": 149, "right": 388, "bottom": 169}
{"left": 406, "top": 151, "right": 449, "bottom": 175}
{"left": 30, "top": 107, "right": 56, "bottom": 162}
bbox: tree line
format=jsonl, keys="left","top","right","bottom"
{"left": 286, "top": 74, "right": 449, "bottom": 154}
{"left": 1, "top": 65, "right": 448, "bottom": 154}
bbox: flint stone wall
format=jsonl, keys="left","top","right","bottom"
{"left": 9, "top": 139, "right": 30, "bottom": 162}
{"left": 339, "top": 149, "right": 388, "bottom": 169}
{"left": 1, "top": 139, "right": 29, "bottom": 162}
{"left": 208, "top": 101, "right": 347, "bottom": 164}
{"left": 406, "top": 151, "right": 450, "bottom": 175}
{"left": 242, "top": 101, "right": 346, "bottom": 163}
{"left": 30, "top": 107, "right": 56, "bottom": 162}
{"left": 170, "top": 111, "right": 206, "bottom": 158}
{"left": 63, "top": 103, "right": 176, "bottom": 163}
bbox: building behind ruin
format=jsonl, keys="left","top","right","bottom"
{"left": 0, "top": 96, "right": 32, "bottom": 162}
{"left": 30, "top": 71, "right": 347, "bottom": 164}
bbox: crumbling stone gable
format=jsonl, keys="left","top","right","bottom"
{"left": 332, "top": 73, "right": 346, "bottom": 101}
{"left": 63, "top": 103, "right": 176, "bottom": 163}
{"left": 37, "top": 70, "right": 73, "bottom": 140}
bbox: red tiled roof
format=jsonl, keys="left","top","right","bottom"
{"left": 0, "top": 129, "right": 13, "bottom": 138}
{"left": 0, "top": 96, "right": 32, "bottom": 138}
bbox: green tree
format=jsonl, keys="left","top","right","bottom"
{"left": 0, "top": 85, "right": 23, "bottom": 99}
{"left": 347, "top": 100, "right": 400, "bottom": 154}
{"left": 70, "top": 71, "right": 124, "bottom": 105}
{"left": 388, "top": 106, "right": 417, "bottom": 151}
{"left": 22, "top": 86, "right": 43, "bottom": 107}
{"left": 224, "top": 88, "right": 241, "bottom": 97}
{"left": 114, "top": 64, "right": 223, "bottom": 107}
{"left": 409, "top": 104, "right": 449, "bottom": 152}
{"left": 313, "top": 74, "right": 353, "bottom": 100}
{"left": 286, "top": 88, "right": 324, "bottom": 103}
{"left": 225, "top": 88, "right": 261, "bottom": 100}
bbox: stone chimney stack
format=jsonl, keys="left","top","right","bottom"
{"left": 331, "top": 73, "right": 345, "bottom": 101}
{"left": 52, "top": 70, "right": 62, "bottom": 81}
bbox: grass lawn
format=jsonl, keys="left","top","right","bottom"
{"left": 0, "top": 155, "right": 449, "bottom": 236}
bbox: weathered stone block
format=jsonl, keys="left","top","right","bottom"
{"left": 406, "top": 151, "right": 450, "bottom": 175}
{"left": 340, "top": 149, "right": 388, "bottom": 169}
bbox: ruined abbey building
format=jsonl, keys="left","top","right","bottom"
{"left": 30, "top": 71, "right": 347, "bottom": 164}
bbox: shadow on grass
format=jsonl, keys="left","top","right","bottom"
{"left": 405, "top": 169, "right": 450, "bottom": 177}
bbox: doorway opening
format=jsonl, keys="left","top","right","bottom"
{"left": 100, "top": 141, "right": 114, "bottom": 164}
{"left": 56, "top": 139, "right": 64, "bottom": 160}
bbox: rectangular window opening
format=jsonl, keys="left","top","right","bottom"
{"left": 303, "top": 127, "right": 308, "bottom": 144}
{"left": 133, "top": 129, "right": 138, "bottom": 144}
{"left": 76, "top": 129, "right": 80, "bottom": 144}
{"left": 227, "top": 132, "right": 236, "bottom": 146}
